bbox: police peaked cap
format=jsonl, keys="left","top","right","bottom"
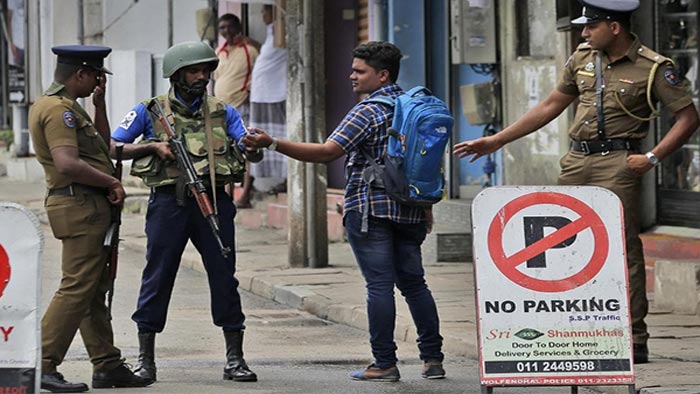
{"left": 571, "top": 0, "right": 640, "bottom": 25}
{"left": 52, "top": 45, "right": 113, "bottom": 75}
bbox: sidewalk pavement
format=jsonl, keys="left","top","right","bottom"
{"left": 1, "top": 176, "right": 699, "bottom": 394}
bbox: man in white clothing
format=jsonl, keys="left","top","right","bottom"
{"left": 238, "top": 4, "right": 288, "bottom": 206}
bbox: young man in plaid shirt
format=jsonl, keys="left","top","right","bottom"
{"left": 243, "top": 41, "right": 445, "bottom": 382}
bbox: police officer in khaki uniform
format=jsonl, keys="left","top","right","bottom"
{"left": 454, "top": 0, "right": 699, "bottom": 364}
{"left": 29, "top": 45, "right": 152, "bottom": 392}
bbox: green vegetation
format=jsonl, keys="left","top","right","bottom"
{"left": 0, "top": 129, "right": 13, "bottom": 150}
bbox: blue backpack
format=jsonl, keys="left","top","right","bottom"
{"left": 361, "top": 86, "right": 454, "bottom": 207}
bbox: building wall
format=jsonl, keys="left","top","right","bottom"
{"left": 498, "top": 0, "right": 571, "bottom": 185}
{"left": 103, "top": 0, "right": 208, "bottom": 53}
{"left": 388, "top": 0, "right": 425, "bottom": 88}
{"left": 34, "top": 0, "right": 280, "bottom": 135}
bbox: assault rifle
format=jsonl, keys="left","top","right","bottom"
{"left": 147, "top": 99, "right": 231, "bottom": 258}
{"left": 104, "top": 142, "right": 124, "bottom": 319}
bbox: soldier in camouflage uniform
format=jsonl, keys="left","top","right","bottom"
{"left": 110, "top": 41, "right": 261, "bottom": 383}
{"left": 454, "top": 0, "right": 699, "bottom": 364}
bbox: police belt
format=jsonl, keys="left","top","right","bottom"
{"left": 153, "top": 184, "right": 226, "bottom": 195}
{"left": 47, "top": 183, "right": 108, "bottom": 197}
{"left": 570, "top": 138, "right": 640, "bottom": 155}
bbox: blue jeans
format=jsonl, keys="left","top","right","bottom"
{"left": 344, "top": 210, "right": 444, "bottom": 369}
{"left": 132, "top": 187, "right": 245, "bottom": 333}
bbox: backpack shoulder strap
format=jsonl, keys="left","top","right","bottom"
{"left": 406, "top": 86, "right": 432, "bottom": 97}
{"left": 358, "top": 146, "right": 385, "bottom": 233}
{"left": 364, "top": 96, "right": 395, "bottom": 106}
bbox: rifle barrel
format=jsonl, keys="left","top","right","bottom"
{"left": 107, "top": 142, "right": 125, "bottom": 318}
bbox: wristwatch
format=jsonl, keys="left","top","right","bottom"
{"left": 267, "top": 137, "right": 279, "bottom": 151}
{"left": 645, "top": 151, "right": 660, "bottom": 167}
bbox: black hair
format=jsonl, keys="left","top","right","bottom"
{"left": 615, "top": 16, "right": 632, "bottom": 33}
{"left": 218, "top": 13, "right": 242, "bottom": 34}
{"left": 54, "top": 62, "right": 82, "bottom": 83}
{"left": 351, "top": 41, "right": 402, "bottom": 83}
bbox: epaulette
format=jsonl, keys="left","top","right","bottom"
{"left": 142, "top": 95, "right": 158, "bottom": 107}
{"left": 576, "top": 42, "right": 592, "bottom": 51}
{"left": 636, "top": 45, "right": 672, "bottom": 65}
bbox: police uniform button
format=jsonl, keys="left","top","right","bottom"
{"left": 638, "top": 48, "right": 643, "bottom": 53}
{"left": 607, "top": 65, "right": 612, "bottom": 69}
{"left": 580, "top": 80, "right": 585, "bottom": 84}
{"left": 621, "top": 88, "right": 626, "bottom": 93}
{"left": 654, "top": 56, "right": 660, "bottom": 60}
{"left": 585, "top": 120, "right": 590, "bottom": 125}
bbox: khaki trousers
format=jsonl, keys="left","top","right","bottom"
{"left": 42, "top": 193, "right": 123, "bottom": 373}
{"left": 558, "top": 150, "right": 649, "bottom": 345}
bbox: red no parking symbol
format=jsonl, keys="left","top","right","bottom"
{"left": 487, "top": 192, "right": 609, "bottom": 293}
{"left": 0, "top": 243, "right": 9, "bottom": 298}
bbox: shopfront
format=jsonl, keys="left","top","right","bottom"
{"left": 654, "top": 0, "right": 700, "bottom": 228}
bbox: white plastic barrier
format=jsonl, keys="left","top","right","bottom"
{"left": 0, "top": 202, "right": 42, "bottom": 393}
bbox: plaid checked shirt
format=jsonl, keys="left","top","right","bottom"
{"left": 328, "top": 84, "right": 426, "bottom": 224}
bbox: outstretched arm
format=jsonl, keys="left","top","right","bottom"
{"left": 453, "top": 89, "right": 577, "bottom": 162}
{"left": 243, "top": 128, "right": 345, "bottom": 163}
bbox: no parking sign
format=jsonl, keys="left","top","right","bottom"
{"left": 471, "top": 186, "right": 634, "bottom": 389}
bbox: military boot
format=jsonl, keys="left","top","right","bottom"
{"left": 223, "top": 331, "right": 257, "bottom": 382}
{"left": 134, "top": 332, "right": 157, "bottom": 383}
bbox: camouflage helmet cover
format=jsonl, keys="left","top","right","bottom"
{"left": 162, "top": 41, "right": 219, "bottom": 78}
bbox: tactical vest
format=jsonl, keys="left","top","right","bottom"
{"left": 131, "top": 92, "right": 246, "bottom": 187}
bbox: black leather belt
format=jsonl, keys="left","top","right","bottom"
{"left": 153, "top": 184, "right": 225, "bottom": 195}
{"left": 570, "top": 139, "right": 640, "bottom": 155}
{"left": 47, "top": 184, "right": 108, "bottom": 197}
{"left": 153, "top": 184, "right": 178, "bottom": 194}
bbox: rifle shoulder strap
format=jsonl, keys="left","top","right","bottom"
{"left": 161, "top": 96, "right": 177, "bottom": 133}
{"left": 203, "top": 99, "right": 218, "bottom": 215}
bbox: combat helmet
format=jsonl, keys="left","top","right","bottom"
{"left": 162, "top": 41, "right": 219, "bottom": 78}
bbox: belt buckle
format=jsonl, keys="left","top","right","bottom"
{"left": 580, "top": 141, "right": 591, "bottom": 155}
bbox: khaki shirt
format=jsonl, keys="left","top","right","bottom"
{"left": 557, "top": 36, "right": 694, "bottom": 141}
{"left": 28, "top": 82, "right": 113, "bottom": 189}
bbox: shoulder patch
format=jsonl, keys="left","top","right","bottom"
{"left": 664, "top": 66, "right": 682, "bottom": 86}
{"left": 119, "top": 110, "right": 138, "bottom": 130}
{"left": 62, "top": 111, "right": 76, "bottom": 128}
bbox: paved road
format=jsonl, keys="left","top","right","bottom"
{"left": 38, "top": 222, "right": 593, "bottom": 394}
